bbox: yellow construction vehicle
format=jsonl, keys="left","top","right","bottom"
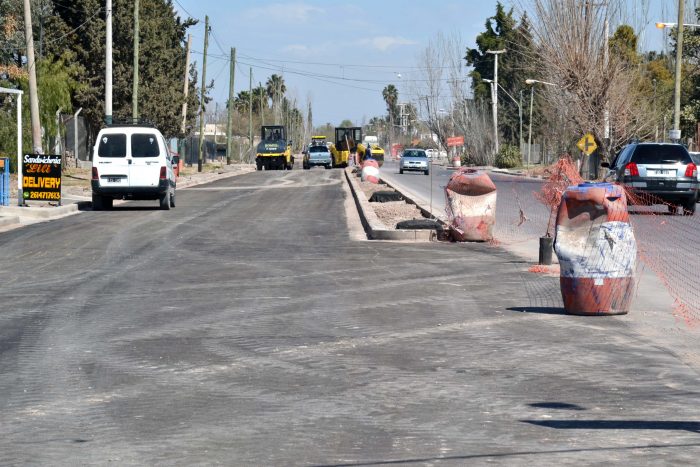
{"left": 330, "top": 127, "right": 365, "bottom": 168}
{"left": 311, "top": 135, "right": 328, "bottom": 146}
{"left": 256, "top": 125, "right": 294, "bottom": 170}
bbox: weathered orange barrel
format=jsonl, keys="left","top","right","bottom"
{"left": 554, "top": 182, "right": 637, "bottom": 315}
{"left": 444, "top": 168, "right": 497, "bottom": 241}
{"left": 361, "top": 158, "right": 380, "bottom": 184}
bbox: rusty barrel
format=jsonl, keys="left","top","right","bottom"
{"left": 444, "top": 168, "right": 497, "bottom": 241}
{"left": 361, "top": 158, "right": 380, "bottom": 184}
{"left": 554, "top": 182, "right": 637, "bottom": 315}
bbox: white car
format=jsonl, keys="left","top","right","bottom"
{"left": 91, "top": 125, "right": 176, "bottom": 210}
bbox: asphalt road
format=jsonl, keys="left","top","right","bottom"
{"left": 2, "top": 169, "right": 700, "bottom": 464}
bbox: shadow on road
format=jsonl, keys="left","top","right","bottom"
{"left": 522, "top": 420, "right": 700, "bottom": 433}
{"left": 529, "top": 402, "right": 586, "bottom": 411}
{"left": 310, "top": 442, "right": 700, "bottom": 466}
{"left": 507, "top": 306, "right": 566, "bottom": 315}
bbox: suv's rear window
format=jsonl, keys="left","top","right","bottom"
{"left": 98, "top": 133, "right": 126, "bottom": 158}
{"left": 631, "top": 145, "right": 690, "bottom": 164}
{"left": 131, "top": 133, "right": 160, "bottom": 158}
{"left": 309, "top": 146, "right": 328, "bottom": 153}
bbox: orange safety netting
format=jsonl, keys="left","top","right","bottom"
{"left": 456, "top": 155, "right": 700, "bottom": 322}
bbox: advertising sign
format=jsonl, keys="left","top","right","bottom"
{"left": 22, "top": 154, "right": 62, "bottom": 203}
{"left": 447, "top": 136, "right": 465, "bottom": 147}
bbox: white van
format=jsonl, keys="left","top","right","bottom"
{"left": 91, "top": 125, "right": 176, "bottom": 210}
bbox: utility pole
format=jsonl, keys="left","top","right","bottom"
{"left": 248, "top": 67, "right": 253, "bottom": 149}
{"left": 105, "top": 0, "right": 113, "bottom": 125}
{"left": 672, "top": 0, "right": 685, "bottom": 140}
{"left": 197, "top": 15, "right": 209, "bottom": 172}
{"left": 181, "top": 34, "right": 192, "bottom": 135}
{"left": 226, "top": 47, "right": 236, "bottom": 165}
{"left": 486, "top": 49, "right": 505, "bottom": 156}
{"left": 259, "top": 81, "right": 264, "bottom": 126}
{"left": 132, "top": 0, "right": 140, "bottom": 122}
{"left": 23, "top": 0, "right": 42, "bottom": 153}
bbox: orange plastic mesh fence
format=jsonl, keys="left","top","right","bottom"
{"left": 452, "top": 156, "right": 699, "bottom": 320}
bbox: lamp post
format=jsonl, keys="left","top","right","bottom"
{"left": 656, "top": 16, "right": 698, "bottom": 141}
{"left": 483, "top": 78, "right": 523, "bottom": 153}
{"left": 486, "top": 49, "right": 505, "bottom": 155}
{"left": 525, "top": 79, "right": 557, "bottom": 169}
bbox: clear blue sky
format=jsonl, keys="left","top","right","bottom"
{"left": 172, "top": 0, "right": 680, "bottom": 127}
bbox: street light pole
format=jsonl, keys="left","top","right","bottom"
{"left": 656, "top": 18, "right": 700, "bottom": 141}
{"left": 486, "top": 49, "right": 505, "bottom": 155}
{"left": 673, "top": 0, "right": 685, "bottom": 141}
{"left": 484, "top": 78, "right": 523, "bottom": 155}
{"left": 671, "top": 0, "right": 685, "bottom": 140}
{"left": 525, "top": 79, "right": 557, "bottom": 168}
{"left": 528, "top": 85, "right": 534, "bottom": 169}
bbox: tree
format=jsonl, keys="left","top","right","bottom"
{"left": 47, "top": 0, "right": 199, "bottom": 139}
{"left": 528, "top": 0, "right": 654, "bottom": 167}
{"left": 339, "top": 119, "right": 354, "bottom": 127}
{"left": 670, "top": 7, "right": 700, "bottom": 142}
{"left": 265, "top": 73, "right": 285, "bottom": 123}
{"left": 382, "top": 84, "right": 398, "bottom": 124}
{"left": 465, "top": 4, "right": 539, "bottom": 146}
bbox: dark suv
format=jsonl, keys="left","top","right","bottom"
{"left": 603, "top": 142, "right": 698, "bottom": 215}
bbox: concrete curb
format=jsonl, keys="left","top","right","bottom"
{"left": 379, "top": 177, "right": 449, "bottom": 225}
{"left": 0, "top": 215, "right": 20, "bottom": 227}
{"left": 344, "top": 168, "right": 434, "bottom": 241}
{"left": 0, "top": 202, "right": 81, "bottom": 219}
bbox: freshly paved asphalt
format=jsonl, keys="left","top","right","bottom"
{"left": 1, "top": 169, "right": 700, "bottom": 465}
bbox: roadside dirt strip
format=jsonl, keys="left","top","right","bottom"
{"left": 344, "top": 167, "right": 436, "bottom": 241}
{"left": 1, "top": 170, "right": 700, "bottom": 464}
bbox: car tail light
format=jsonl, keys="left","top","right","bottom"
{"left": 159, "top": 166, "right": 167, "bottom": 180}
{"left": 685, "top": 162, "right": 697, "bottom": 178}
{"left": 624, "top": 162, "right": 639, "bottom": 177}
{"left": 92, "top": 167, "right": 99, "bottom": 180}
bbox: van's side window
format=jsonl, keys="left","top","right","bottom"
{"left": 132, "top": 133, "right": 161, "bottom": 158}
{"left": 98, "top": 133, "right": 127, "bottom": 158}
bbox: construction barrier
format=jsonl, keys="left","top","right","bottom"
{"left": 361, "top": 158, "right": 380, "bottom": 184}
{"left": 445, "top": 168, "right": 497, "bottom": 241}
{"left": 554, "top": 182, "right": 637, "bottom": 315}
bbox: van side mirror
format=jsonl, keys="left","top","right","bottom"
{"left": 600, "top": 161, "right": 610, "bottom": 168}
{"left": 171, "top": 155, "right": 180, "bottom": 166}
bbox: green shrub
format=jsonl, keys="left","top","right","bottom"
{"left": 495, "top": 145, "right": 522, "bottom": 169}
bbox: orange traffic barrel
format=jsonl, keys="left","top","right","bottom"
{"left": 444, "top": 168, "right": 497, "bottom": 241}
{"left": 554, "top": 182, "right": 637, "bottom": 315}
{"left": 361, "top": 158, "right": 380, "bottom": 184}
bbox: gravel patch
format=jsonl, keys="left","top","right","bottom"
{"left": 371, "top": 201, "right": 424, "bottom": 229}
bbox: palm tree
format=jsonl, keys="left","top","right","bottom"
{"left": 382, "top": 84, "right": 398, "bottom": 118}
{"left": 252, "top": 85, "right": 267, "bottom": 114}
{"left": 382, "top": 84, "right": 399, "bottom": 147}
{"left": 266, "top": 74, "right": 286, "bottom": 123}
{"left": 234, "top": 91, "right": 251, "bottom": 113}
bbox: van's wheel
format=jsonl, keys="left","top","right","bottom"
{"left": 104, "top": 197, "right": 113, "bottom": 210}
{"left": 170, "top": 189, "right": 176, "bottom": 208}
{"left": 92, "top": 193, "right": 104, "bottom": 211}
{"left": 159, "top": 189, "right": 171, "bottom": 210}
{"left": 256, "top": 159, "right": 262, "bottom": 171}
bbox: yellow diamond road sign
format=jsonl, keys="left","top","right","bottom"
{"left": 577, "top": 133, "right": 597, "bottom": 155}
